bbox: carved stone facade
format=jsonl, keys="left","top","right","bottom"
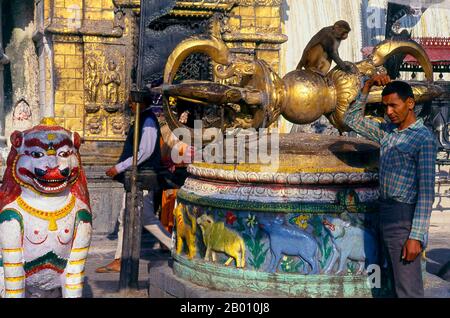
{"left": 221, "top": 1, "right": 287, "bottom": 73}
{"left": 0, "top": 0, "right": 284, "bottom": 234}
{"left": 3, "top": 0, "right": 40, "bottom": 143}
{"left": 0, "top": 0, "right": 285, "bottom": 166}
{"left": 47, "top": 0, "right": 137, "bottom": 165}
{"left": 136, "top": 0, "right": 285, "bottom": 94}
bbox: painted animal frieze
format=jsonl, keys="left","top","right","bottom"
{"left": 322, "top": 216, "right": 379, "bottom": 275}
{"left": 0, "top": 118, "right": 92, "bottom": 298}
{"left": 173, "top": 203, "right": 197, "bottom": 259}
{"left": 196, "top": 214, "right": 246, "bottom": 268}
{"left": 174, "top": 203, "right": 381, "bottom": 276}
{"left": 259, "top": 215, "right": 320, "bottom": 274}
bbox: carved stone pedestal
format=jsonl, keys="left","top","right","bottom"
{"left": 83, "top": 165, "right": 124, "bottom": 235}
{"left": 171, "top": 133, "right": 393, "bottom": 297}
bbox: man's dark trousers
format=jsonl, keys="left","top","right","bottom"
{"left": 379, "top": 199, "right": 424, "bottom": 298}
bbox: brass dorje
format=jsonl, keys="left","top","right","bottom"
{"left": 156, "top": 25, "right": 442, "bottom": 139}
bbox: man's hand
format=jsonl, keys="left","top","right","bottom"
{"left": 362, "top": 74, "right": 391, "bottom": 95}
{"left": 402, "top": 239, "right": 423, "bottom": 262}
{"left": 106, "top": 166, "right": 119, "bottom": 178}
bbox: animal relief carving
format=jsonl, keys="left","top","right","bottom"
{"left": 174, "top": 203, "right": 197, "bottom": 259}
{"left": 197, "top": 214, "right": 245, "bottom": 268}
{"left": 322, "top": 216, "right": 378, "bottom": 275}
{"left": 259, "top": 215, "right": 320, "bottom": 274}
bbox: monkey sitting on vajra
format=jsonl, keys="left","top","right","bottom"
{"left": 296, "top": 20, "right": 356, "bottom": 76}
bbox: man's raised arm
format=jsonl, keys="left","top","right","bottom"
{"left": 344, "top": 74, "right": 391, "bottom": 143}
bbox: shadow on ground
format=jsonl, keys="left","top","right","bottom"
{"left": 82, "top": 277, "right": 94, "bottom": 297}
{"left": 426, "top": 248, "right": 450, "bottom": 279}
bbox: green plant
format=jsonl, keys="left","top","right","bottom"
{"left": 242, "top": 228, "right": 268, "bottom": 270}
{"left": 347, "top": 261, "right": 358, "bottom": 274}
{"left": 280, "top": 256, "right": 306, "bottom": 273}
{"left": 309, "top": 215, "right": 323, "bottom": 237}
{"left": 309, "top": 215, "right": 334, "bottom": 268}
{"left": 319, "top": 233, "right": 334, "bottom": 268}
{"left": 234, "top": 214, "right": 246, "bottom": 232}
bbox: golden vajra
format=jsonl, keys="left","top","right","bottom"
{"left": 154, "top": 19, "right": 442, "bottom": 144}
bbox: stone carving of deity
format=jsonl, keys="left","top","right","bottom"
{"left": 85, "top": 59, "right": 101, "bottom": 104}
{"left": 87, "top": 117, "right": 102, "bottom": 135}
{"left": 113, "top": 9, "right": 126, "bottom": 35}
{"left": 103, "top": 59, "right": 121, "bottom": 112}
{"left": 13, "top": 98, "right": 32, "bottom": 122}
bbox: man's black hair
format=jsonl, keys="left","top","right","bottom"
{"left": 381, "top": 81, "right": 415, "bottom": 102}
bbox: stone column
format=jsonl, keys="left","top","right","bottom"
{"left": 34, "top": 0, "right": 55, "bottom": 119}
{"left": 0, "top": 0, "right": 11, "bottom": 162}
{"left": 4, "top": 0, "right": 40, "bottom": 138}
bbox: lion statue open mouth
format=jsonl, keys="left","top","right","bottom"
{"left": 0, "top": 118, "right": 92, "bottom": 298}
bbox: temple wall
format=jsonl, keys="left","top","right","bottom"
{"left": 226, "top": 0, "right": 285, "bottom": 73}
{"left": 0, "top": 0, "right": 139, "bottom": 165}
{"left": 398, "top": 4, "right": 450, "bottom": 81}
{"left": 48, "top": 0, "right": 136, "bottom": 165}
{"left": 53, "top": 41, "right": 84, "bottom": 133}
{"left": 0, "top": 0, "right": 286, "bottom": 235}
{"left": 3, "top": 0, "right": 40, "bottom": 138}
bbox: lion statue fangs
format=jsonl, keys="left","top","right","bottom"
{"left": 0, "top": 118, "right": 92, "bottom": 298}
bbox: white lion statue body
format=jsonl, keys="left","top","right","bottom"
{"left": 0, "top": 119, "right": 92, "bottom": 298}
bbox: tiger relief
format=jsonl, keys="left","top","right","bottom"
{"left": 173, "top": 203, "right": 197, "bottom": 259}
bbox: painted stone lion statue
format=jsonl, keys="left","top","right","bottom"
{"left": 0, "top": 118, "right": 92, "bottom": 298}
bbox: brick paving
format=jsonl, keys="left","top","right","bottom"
{"left": 82, "top": 233, "right": 169, "bottom": 298}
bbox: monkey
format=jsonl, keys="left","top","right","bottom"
{"left": 296, "top": 20, "right": 355, "bottom": 76}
